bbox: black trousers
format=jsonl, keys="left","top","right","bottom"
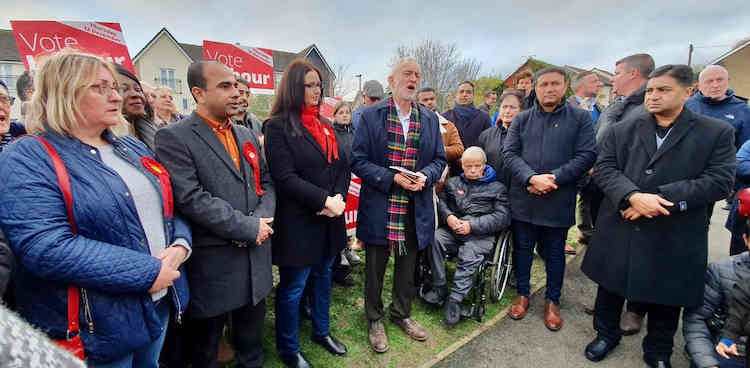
{"left": 187, "top": 300, "right": 266, "bottom": 368}
{"left": 594, "top": 286, "right": 681, "bottom": 361}
{"left": 365, "top": 205, "right": 418, "bottom": 321}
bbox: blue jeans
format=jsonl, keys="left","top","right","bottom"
{"left": 512, "top": 220, "right": 569, "bottom": 304}
{"left": 88, "top": 298, "right": 170, "bottom": 368}
{"left": 275, "top": 256, "right": 335, "bottom": 356}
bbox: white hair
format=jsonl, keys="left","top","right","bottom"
{"left": 461, "top": 146, "right": 487, "bottom": 163}
{"left": 390, "top": 57, "right": 419, "bottom": 78}
{"left": 699, "top": 65, "right": 729, "bottom": 81}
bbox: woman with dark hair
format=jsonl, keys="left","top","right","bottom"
{"left": 478, "top": 89, "right": 524, "bottom": 187}
{"left": 265, "top": 59, "right": 350, "bottom": 367}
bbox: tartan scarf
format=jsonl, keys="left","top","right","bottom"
{"left": 386, "top": 98, "right": 421, "bottom": 255}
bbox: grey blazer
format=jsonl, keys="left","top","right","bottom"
{"left": 154, "top": 112, "right": 276, "bottom": 317}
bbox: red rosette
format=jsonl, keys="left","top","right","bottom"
{"left": 242, "top": 142, "right": 264, "bottom": 196}
{"left": 141, "top": 157, "right": 174, "bottom": 218}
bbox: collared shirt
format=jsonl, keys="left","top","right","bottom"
{"left": 196, "top": 111, "right": 240, "bottom": 169}
{"left": 393, "top": 101, "right": 412, "bottom": 139}
{"left": 575, "top": 95, "right": 601, "bottom": 124}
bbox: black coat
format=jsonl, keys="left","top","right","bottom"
{"left": 265, "top": 116, "right": 351, "bottom": 268}
{"left": 443, "top": 108, "right": 491, "bottom": 174}
{"left": 582, "top": 108, "right": 736, "bottom": 307}
{"left": 154, "top": 113, "right": 276, "bottom": 318}
{"left": 477, "top": 125, "right": 511, "bottom": 187}
{"left": 502, "top": 102, "right": 597, "bottom": 228}
{"left": 332, "top": 122, "right": 354, "bottom": 165}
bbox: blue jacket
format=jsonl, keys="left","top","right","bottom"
{"left": 686, "top": 90, "right": 750, "bottom": 150}
{"left": 503, "top": 101, "right": 597, "bottom": 227}
{"left": 0, "top": 131, "right": 191, "bottom": 364}
{"left": 352, "top": 99, "right": 447, "bottom": 250}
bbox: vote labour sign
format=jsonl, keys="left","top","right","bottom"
{"left": 10, "top": 21, "right": 134, "bottom": 73}
{"left": 203, "top": 41, "right": 275, "bottom": 95}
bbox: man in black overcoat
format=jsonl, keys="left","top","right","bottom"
{"left": 582, "top": 65, "right": 736, "bottom": 367}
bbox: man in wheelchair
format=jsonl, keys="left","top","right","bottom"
{"left": 422, "top": 147, "right": 511, "bottom": 325}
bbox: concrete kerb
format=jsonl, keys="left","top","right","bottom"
{"left": 418, "top": 247, "right": 585, "bottom": 368}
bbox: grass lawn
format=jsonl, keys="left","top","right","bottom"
{"left": 224, "top": 227, "right": 582, "bottom": 368}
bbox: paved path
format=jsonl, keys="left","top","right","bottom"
{"left": 435, "top": 203, "right": 732, "bottom": 368}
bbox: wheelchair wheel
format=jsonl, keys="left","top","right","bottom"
{"left": 490, "top": 229, "right": 513, "bottom": 302}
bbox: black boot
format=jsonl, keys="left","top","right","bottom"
{"left": 422, "top": 285, "right": 447, "bottom": 306}
{"left": 443, "top": 298, "right": 461, "bottom": 325}
{"left": 584, "top": 337, "right": 618, "bottom": 362}
{"left": 312, "top": 334, "right": 348, "bottom": 356}
{"left": 280, "top": 352, "right": 313, "bottom": 368}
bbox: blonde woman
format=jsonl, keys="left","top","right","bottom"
{"left": 0, "top": 51, "right": 192, "bottom": 367}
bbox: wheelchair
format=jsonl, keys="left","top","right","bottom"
{"left": 416, "top": 228, "right": 514, "bottom": 322}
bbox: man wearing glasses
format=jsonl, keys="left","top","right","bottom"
{"left": 0, "top": 80, "right": 25, "bottom": 153}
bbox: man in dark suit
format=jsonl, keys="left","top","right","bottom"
{"left": 582, "top": 65, "right": 736, "bottom": 367}
{"left": 154, "top": 60, "right": 276, "bottom": 368}
{"left": 352, "top": 57, "right": 446, "bottom": 353}
{"left": 503, "top": 66, "right": 597, "bottom": 331}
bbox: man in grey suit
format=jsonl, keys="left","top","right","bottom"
{"left": 154, "top": 60, "right": 275, "bottom": 368}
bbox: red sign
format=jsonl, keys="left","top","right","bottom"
{"left": 320, "top": 97, "right": 343, "bottom": 120}
{"left": 345, "top": 175, "right": 361, "bottom": 237}
{"left": 203, "top": 41, "right": 275, "bottom": 95}
{"left": 10, "top": 21, "right": 134, "bottom": 73}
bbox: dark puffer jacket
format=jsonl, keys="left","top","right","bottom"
{"left": 437, "top": 166, "right": 511, "bottom": 236}
{"left": 333, "top": 122, "right": 354, "bottom": 166}
{"left": 683, "top": 252, "right": 750, "bottom": 367}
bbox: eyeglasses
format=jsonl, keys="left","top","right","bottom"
{"left": 304, "top": 82, "right": 321, "bottom": 89}
{"left": 118, "top": 83, "right": 143, "bottom": 96}
{"left": 0, "top": 95, "right": 15, "bottom": 106}
{"left": 89, "top": 80, "right": 121, "bottom": 97}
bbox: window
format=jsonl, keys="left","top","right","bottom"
{"left": 160, "top": 68, "right": 176, "bottom": 90}
{"left": 0, "top": 64, "right": 14, "bottom": 91}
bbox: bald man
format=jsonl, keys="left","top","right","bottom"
{"left": 686, "top": 65, "right": 750, "bottom": 151}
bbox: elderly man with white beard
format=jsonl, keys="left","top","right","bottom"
{"left": 352, "top": 57, "right": 446, "bottom": 353}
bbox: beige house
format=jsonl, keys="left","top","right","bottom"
{"left": 0, "top": 29, "right": 31, "bottom": 120}
{"left": 710, "top": 37, "right": 750, "bottom": 99}
{"left": 133, "top": 28, "right": 335, "bottom": 115}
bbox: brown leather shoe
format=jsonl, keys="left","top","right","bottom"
{"left": 369, "top": 320, "right": 389, "bottom": 353}
{"left": 509, "top": 296, "right": 529, "bottom": 320}
{"left": 620, "top": 311, "right": 643, "bottom": 336}
{"left": 390, "top": 317, "right": 428, "bottom": 341}
{"left": 544, "top": 300, "right": 563, "bottom": 331}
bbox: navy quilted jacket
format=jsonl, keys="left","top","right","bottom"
{"left": 0, "top": 131, "right": 191, "bottom": 364}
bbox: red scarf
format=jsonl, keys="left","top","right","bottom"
{"left": 301, "top": 105, "right": 339, "bottom": 163}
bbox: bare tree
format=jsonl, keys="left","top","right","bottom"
{"left": 332, "top": 63, "right": 355, "bottom": 98}
{"left": 393, "top": 39, "right": 482, "bottom": 108}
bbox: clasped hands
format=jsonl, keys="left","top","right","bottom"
{"left": 317, "top": 194, "right": 346, "bottom": 218}
{"left": 527, "top": 174, "right": 557, "bottom": 195}
{"left": 447, "top": 215, "right": 471, "bottom": 235}
{"left": 620, "top": 192, "right": 674, "bottom": 221}
{"left": 149, "top": 244, "right": 188, "bottom": 294}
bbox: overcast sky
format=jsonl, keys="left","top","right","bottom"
{"left": 3, "top": 0, "right": 749, "bottom": 97}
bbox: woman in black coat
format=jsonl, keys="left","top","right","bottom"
{"left": 477, "top": 89, "right": 524, "bottom": 188}
{"left": 265, "top": 59, "right": 351, "bottom": 367}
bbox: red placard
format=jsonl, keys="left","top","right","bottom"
{"left": 10, "top": 21, "right": 134, "bottom": 73}
{"left": 345, "top": 174, "right": 361, "bottom": 237}
{"left": 203, "top": 41, "right": 275, "bottom": 95}
{"left": 320, "top": 97, "right": 342, "bottom": 121}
